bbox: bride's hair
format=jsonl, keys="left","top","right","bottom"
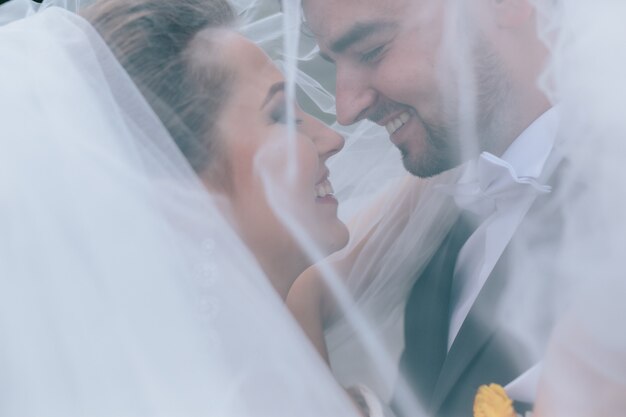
{"left": 84, "top": 0, "right": 236, "bottom": 172}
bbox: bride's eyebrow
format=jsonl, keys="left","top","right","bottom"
{"left": 261, "top": 82, "right": 286, "bottom": 109}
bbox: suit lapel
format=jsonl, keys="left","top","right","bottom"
{"left": 429, "top": 253, "right": 508, "bottom": 414}
{"left": 428, "top": 155, "right": 568, "bottom": 414}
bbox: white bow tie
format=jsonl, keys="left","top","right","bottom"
{"left": 438, "top": 152, "right": 552, "bottom": 217}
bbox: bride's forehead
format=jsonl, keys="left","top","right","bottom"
{"left": 191, "top": 29, "right": 283, "bottom": 96}
{"left": 190, "top": 29, "right": 274, "bottom": 72}
{"left": 208, "top": 31, "right": 274, "bottom": 70}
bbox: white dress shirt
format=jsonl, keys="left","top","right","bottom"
{"left": 447, "top": 107, "right": 560, "bottom": 350}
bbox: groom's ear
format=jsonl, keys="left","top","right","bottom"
{"left": 492, "top": 0, "right": 534, "bottom": 28}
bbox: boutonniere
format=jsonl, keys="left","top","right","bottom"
{"left": 473, "top": 384, "right": 533, "bottom": 417}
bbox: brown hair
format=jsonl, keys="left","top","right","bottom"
{"left": 84, "top": 0, "right": 236, "bottom": 172}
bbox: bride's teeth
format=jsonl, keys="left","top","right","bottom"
{"left": 315, "top": 180, "right": 334, "bottom": 198}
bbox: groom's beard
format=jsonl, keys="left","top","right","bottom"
{"left": 394, "top": 36, "right": 512, "bottom": 178}
{"left": 469, "top": 35, "right": 514, "bottom": 157}
{"left": 367, "top": 99, "right": 459, "bottom": 179}
{"left": 399, "top": 118, "right": 459, "bottom": 178}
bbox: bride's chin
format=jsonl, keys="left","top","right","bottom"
{"left": 329, "top": 222, "right": 350, "bottom": 253}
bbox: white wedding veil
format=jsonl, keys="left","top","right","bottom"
{"left": 235, "top": 2, "right": 462, "bottom": 404}
{"left": 240, "top": 0, "right": 626, "bottom": 414}
{"left": 0, "top": 2, "right": 359, "bottom": 416}
{"left": 241, "top": 1, "right": 626, "bottom": 413}
{"left": 519, "top": 1, "right": 626, "bottom": 415}
{"left": 6, "top": 0, "right": 626, "bottom": 414}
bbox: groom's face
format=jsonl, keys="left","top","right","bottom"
{"left": 303, "top": 0, "right": 508, "bottom": 178}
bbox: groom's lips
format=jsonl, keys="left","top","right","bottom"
{"left": 376, "top": 111, "right": 408, "bottom": 129}
{"left": 370, "top": 105, "right": 430, "bottom": 159}
{"left": 374, "top": 110, "right": 414, "bottom": 145}
{"left": 389, "top": 113, "right": 413, "bottom": 145}
{"left": 376, "top": 109, "right": 430, "bottom": 159}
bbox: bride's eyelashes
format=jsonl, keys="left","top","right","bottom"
{"left": 269, "top": 102, "right": 304, "bottom": 126}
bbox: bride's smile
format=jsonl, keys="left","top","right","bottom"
{"left": 201, "top": 32, "right": 349, "bottom": 296}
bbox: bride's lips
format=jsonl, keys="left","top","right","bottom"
{"left": 314, "top": 170, "right": 337, "bottom": 204}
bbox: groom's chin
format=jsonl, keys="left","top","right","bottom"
{"left": 400, "top": 147, "right": 455, "bottom": 178}
{"left": 400, "top": 149, "right": 446, "bottom": 178}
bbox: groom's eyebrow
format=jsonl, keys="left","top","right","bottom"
{"left": 329, "top": 21, "right": 396, "bottom": 55}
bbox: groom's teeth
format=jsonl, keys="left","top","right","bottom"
{"left": 385, "top": 112, "right": 410, "bottom": 135}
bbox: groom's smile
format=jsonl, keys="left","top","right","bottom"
{"left": 303, "top": 0, "right": 467, "bottom": 178}
{"left": 381, "top": 106, "right": 447, "bottom": 176}
{"left": 368, "top": 102, "right": 430, "bottom": 164}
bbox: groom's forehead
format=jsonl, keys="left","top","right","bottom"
{"left": 303, "top": 0, "right": 432, "bottom": 19}
{"left": 302, "top": 0, "right": 406, "bottom": 45}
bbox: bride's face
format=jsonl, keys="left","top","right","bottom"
{"left": 202, "top": 32, "right": 349, "bottom": 290}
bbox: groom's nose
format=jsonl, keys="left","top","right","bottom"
{"left": 335, "top": 67, "right": 376, "bottom": 126}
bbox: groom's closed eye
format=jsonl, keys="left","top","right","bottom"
{"left": 360, "top": 45, "right": 387, "bottom": 64}
{"left": 318, "top": 20, "right": 397, "bottom": 63}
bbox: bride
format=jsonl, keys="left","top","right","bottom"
{"left": 0, "top": 0, "right": 359, "bottom": 415}
{"left": 83, "top": 0, "right": 349, "bottom": 299}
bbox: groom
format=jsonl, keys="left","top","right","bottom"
{"left": 302, "top": 0, "right": 561, "bottom": 416}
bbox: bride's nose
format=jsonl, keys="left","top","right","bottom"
{"left": 307, "top": 117, "right": 345, "bottom": 161}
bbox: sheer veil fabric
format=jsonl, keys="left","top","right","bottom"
{"left": 316, "top": 0, "right": 626, "bottom": 411}
{"left": 241, "top": 0, "right": 626, "bottom": 411}
{"left": 523, "top": 1, "right": 626, "bottom": 415}
{"left": 4, "top": 0, "right": 626, "bottom": 415}
{"left": 236, "top": 2, "right": 464, "bottom": 401}
{"left": 239, "top": 0, "right": 626, "bottom": 413}
{"left": 0, "top": 3, "right": 358, "bottom": 416}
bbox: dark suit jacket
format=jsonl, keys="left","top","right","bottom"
{"left": 394, "top": 158, "right": 568, "bottom": 417}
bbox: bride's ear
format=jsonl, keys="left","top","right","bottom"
{"left": 491, "top": 0, "right": 534, "bottom": 29}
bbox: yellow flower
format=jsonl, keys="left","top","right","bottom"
{"left": 473, "top": 384, "right": 516, "bottom": 417}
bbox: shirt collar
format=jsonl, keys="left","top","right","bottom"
{"left": 500, "top": 106, "right": 560, "bottom": 180}
{"left": 457, "top": 106, "right": 560, "bottom": 186}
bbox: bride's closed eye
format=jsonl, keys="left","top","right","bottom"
{"left": 270, "top": 102, "right": 304, "bottom": 126}
{"left": 260, "top": 81, "right": 303, "bottom": 126}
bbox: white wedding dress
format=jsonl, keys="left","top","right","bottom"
{"left": 0, "top": 3, "right": 358, "bottom": 416}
